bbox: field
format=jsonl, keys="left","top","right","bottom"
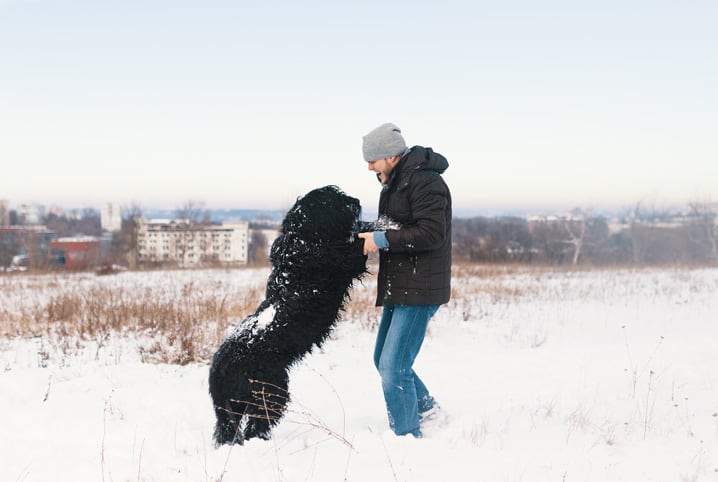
{"left": 1, "top": 263, "right": 717, "bottom": 481}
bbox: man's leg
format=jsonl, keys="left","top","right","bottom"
{"left": 376, "top": 304, "right": 438, "bottom": 436}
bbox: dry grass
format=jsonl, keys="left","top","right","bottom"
{"left": 2, "top": 262, "right": 713, "bottom": 365}
{"left": 1, "top": 269, "right": 264, "bottom": 365}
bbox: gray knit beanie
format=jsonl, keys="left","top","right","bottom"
{"left": 362, "top": 123, "right": 407, "bottom": 162}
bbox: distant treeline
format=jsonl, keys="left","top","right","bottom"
{"left": 3, "top": 202, "right": 717, "bottom": 270}
{"left": 453, "top": 209, "right": 717, "bottom": 266}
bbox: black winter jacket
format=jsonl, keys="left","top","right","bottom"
{"left": 375, "top": 145, "right": 452, "bottom": 306}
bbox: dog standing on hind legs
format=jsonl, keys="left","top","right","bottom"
{"left": 209, "top": 185, "right": 368, "bottom": 446}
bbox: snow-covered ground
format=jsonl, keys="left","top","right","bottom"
{"left": 2, "top": 266, "right": 718, "bottom": 481}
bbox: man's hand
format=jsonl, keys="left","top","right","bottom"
{"left": 358, "top": 232, "right": 379, "bottom": 255}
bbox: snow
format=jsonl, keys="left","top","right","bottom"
{"left": 374, "top": 215, "right": 401, "bottom": 231}
{"left": 2, "top": 266, "right": 718, "bottom": 481}
{"left": 255, "top": 304, "right": 276, "bottom": 330}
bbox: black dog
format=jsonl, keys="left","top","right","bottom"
{"left": 209, "top": 185, "right": 368, "bottom": 445}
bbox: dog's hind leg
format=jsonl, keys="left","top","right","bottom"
{"left": 245, "top": 375, "right": 290, "bottom": 440}
{"left": 213, "top": 402, "right": 249, "bottom": 446}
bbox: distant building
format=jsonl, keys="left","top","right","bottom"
{"left": 16, "top": 203, "right": 45, "bottom": 225}
{"left": 136, "top": 219, "right": 249, "bottom": 266}
{"left": 45, "top": 205, "right": 65, "bottom": 218}
{"left": 101, "top": 203, "right": 122, "bottom": 232}
{"left": 0, "top": 200, "right": 8, "bottom": 226}
{"left": 49, "top": 236, "right": 105, "bottom": 270}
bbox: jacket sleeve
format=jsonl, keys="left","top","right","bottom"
{"left": 385, "top": 171, "right": 449, "bottom": 253}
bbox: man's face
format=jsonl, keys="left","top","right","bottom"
{"left": 367, "top": 156, "right": 400, "bottom": 184}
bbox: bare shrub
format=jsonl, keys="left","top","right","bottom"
{"left": 1, "top": 269, "right": 265, "bottom": 365}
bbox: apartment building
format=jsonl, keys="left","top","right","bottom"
{"left": 16, "top": 203, "right": 45, "bottom": 225}
{"left": 136, "top": 219, "right": 249, "bottom": 265}
{"left": 101, "top": 203, "right": 122, "bottom": 232}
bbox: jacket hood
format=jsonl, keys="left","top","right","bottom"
{"left": 377, "top": 145, "right": 449, "bottom": 187}
{"left": 404, "top": 145, "right": 448, "bottom": 174}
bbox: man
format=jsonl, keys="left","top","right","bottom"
{"left": 358, "top": 122, "right": 452, "bottom": 438}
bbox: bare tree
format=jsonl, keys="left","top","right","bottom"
{"left": 627, "top": 201, "right": 647, "bottom": 264}
{"left": 628, "top": 201, "right": 670, "bottom": 264}
{"left": 176, "top": 200, "right": 212, "bottom": 226}
{"left": 560, "top": 208, "right": 614, "bottom": 266}
{"left": 562, "top": 212, "right": 587, "bottom": 266}
{"left": 119, "top": 203, "right": 143, "bottom": 269}
{"left": 175, "top": 200, "right": 211, "bottom": 267}
{"left": 627, "top": 200, "right": 697, "bottom": 265}
{"left": 687, "top": 199, "right": 718, "bottom": 264}
{"left": 248, "top": 230, "right": 268, "bottom": 265}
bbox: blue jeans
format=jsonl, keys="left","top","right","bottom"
{"left": 373, "top": 304, "right": 439, "bottom": 436}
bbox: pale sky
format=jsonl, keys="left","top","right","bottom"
{"left": 1, "top": 0, "right": 716, "bottom": 216}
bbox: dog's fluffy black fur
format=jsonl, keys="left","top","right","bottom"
{"left": 209, "top": 185, "right": 368, "bottom": 446}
